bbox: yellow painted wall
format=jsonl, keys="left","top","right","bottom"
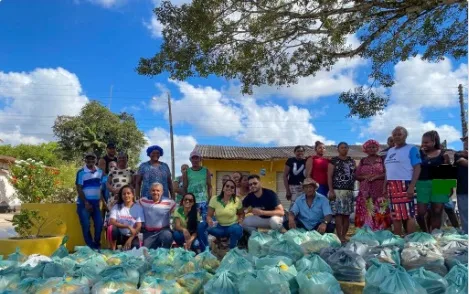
{"left": 0, "top": 236, "right": 62, "bottom": 256}
{"left": 203, "top": 158, "right": 287, "bottom": 194}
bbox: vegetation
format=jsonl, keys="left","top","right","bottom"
{"left": 0, "top": 142, "right": 63, "bottom": 167}
{"left": 9, "top": 209, "right": 62, "bottom": 239}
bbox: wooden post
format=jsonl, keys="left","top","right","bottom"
{"left": 167, "top": 92, "right": 176, "bottom": 180}
{"left": 459, "top": 84, "right": 467, "bottom": 137}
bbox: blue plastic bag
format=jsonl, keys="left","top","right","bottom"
{"left": 203, "top": 271, "right": 238, "bottom": 294}
{"left": 268, "top": 240, "right": 304, "bottom": 262}
{"left": 194, "top": 249, "right": 220, "bottom": 273}
{"left": 409, "top": 267, "right": 448, "bottom": 294}
{"left": 296, "top": 270, "right": 343, "bottom": 294}
{"left": 295, "top": 254, "right": 333, "bottom": 274}
{"left": 51, "top": 236, "right": 69, "bottom": 259}
{"left": 445, "top": 263, "right": 468, "bottom": 294}
{"left": 326, "top": 249, "right": 366, "bottom": 282}
{"left": 255, "top": 255, "right": 293, "bottom": 269}
{"left": 23, "top": 261, "right": 65, "bottom": 279}
{"left": 350, "top": 226, "right": 379, "bottom": 247}
{"left": 238, "top": 269, "right": 290, "bottom": 294}
{"left": 363, "top": 259, "right": 395, "bottom": 294}
{"left": 404, "top": 232, "right": 437, "bottom": 245}
{"left": 7, "top": 248, "right": 27, "bottom": 263}
{"left": 374, "top": 230, "right": 405, "bottom": 248}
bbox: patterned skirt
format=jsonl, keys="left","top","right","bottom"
{"left": 387, "top": 180, "right": 415, "bottom": 221}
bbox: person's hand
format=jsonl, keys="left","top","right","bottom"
{"left": 85, "top": 201, "right": 93, "bottom": 212}
{"left": 288, "top": 219, "right": 297, "bottom": 229}
{"left": 317, "top": 223, "right": 327, "bottom": 234}
{"left": 328, "top": 190, "right": 336, "bottom": 201}
{"left": 406, "top": 184, "right": 415, "bottom": 199}
{"left": 252, "top": 208, "right": 263, "bottom": 216}
{"left": 123, "top": 238, "right": 134, "bottom": 250}
{"left": 183, "top": 229, "right": 191, "bottom": 241}
{"left": 112, "top": 188, "right": 120, "bottom": 194}
{"left": 185, "top": 239, "right": 193, "bottom": 250}
{"left": 207, "top": 218, "right": 214, "bottom": 227}
{"left": 367, "top": 175, "right": 376, "bottom": 182}
{"left": 286, "top": 191, "right": 292, "bottom": 201}
{"left": 128, "top": 226, "right": 137, "bottom": 236}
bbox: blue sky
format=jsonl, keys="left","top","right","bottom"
{"left": 0, "top": 0, "right": 467, "bottom": 170}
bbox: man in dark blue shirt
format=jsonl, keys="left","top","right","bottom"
{"left": 242, "top": 174, "right": 285, "bottom": 233}
{"left": 455, "top": 136, "right": 468, "bottom": 234}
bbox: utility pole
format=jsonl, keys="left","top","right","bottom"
{"left": 108, "top": 85, "right": 113, "bottom": 110}
{"left": 458, "top": 84, "right": 467, "bottom": 137}
{"left": 167, "top": 92, "right": 176, "bottom": 180}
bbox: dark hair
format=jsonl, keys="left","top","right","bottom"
{"left": 248, "top": 174, "right": 261, "bottom": 181}
{"left": 294, "top": 145, "right": 305, "bottom": 152}
{"left": 218, "top": 180, "right": 237, "bottom": 202}
{"left": 422, "top": 130, "right": 441, "bottom": 150}
{"left": 337, "top": 142, "right": 349, "bottom": 148}
{"left": 180, "top": 193, "right": 198, "bottom": 234}
{"left": 117, "top": 185, "right": 135, "bottom": 209}
{"left": 314, "top": 141, "right": 324, "bottom": 150}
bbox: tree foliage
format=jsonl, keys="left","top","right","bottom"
{"left": 52, "top": 101, "right": 146, "bottom": 167}
{"left": 0, "top": 142, "right": 63, "bottom": 167}
{"left": 137, "top": 0, "right": 467, "bottom": 117}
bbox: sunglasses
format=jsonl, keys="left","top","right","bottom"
{"left": 225, "top": 185, "right": 235, "bottom": 189}
{"left": 183, "top": 199, "right": 194, "bottom": 203}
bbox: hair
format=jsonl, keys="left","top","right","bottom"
{"left": 337, "top": 142, "right": 349, "bottom": 149}
{"left": 218, "top": 180, "right": 237, "bottom": 203}
{"left": 150, "top": 182, "right": 164, "bottom": 190}
{"left": 146, "top": 145, "right": 164, "bottom": 157}
{"left": 294, "top": 145, "right": 305, "bottom": 152}
{"left": 422, "top": 130, "right": 441, "bottom": 150}
{"left": 393, "top": 126, "right": 408, "bottom": 137}
{"left": 248, "top": 174, "right": 261, "bottom": 181}
{"left": 117, "top": 151, "right": 128, "bottom": 159}
{"left": 180, "top": 193, "right": 198, "bottom": 234}
{"left": 232, "top": 171, "right": 242, "bottom": 178}
{"left": 117, "top": 185, "right": 135, "bottom": 209}
{"left": 314, "top": 141, "right": 324, "bottom": 150}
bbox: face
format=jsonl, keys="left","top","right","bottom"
{"left": 294, "top": 148, "right": 305, "bottom": 159}
{"left": 109, "top": 161, "right": 118, "bottom": 171}
{"left": 392, "top": 129, "right": 407, "bottom": 146}
{"left": 223, "top": 181, "right": 236, "bottom": 197}
{"left": 107, "top": 147, "right": 117, "bottom": 157}
{"left": 303, "top": 184, "right": 316, "bottom": 196}
{"left": 338, "top": 144, "right": 349, "bottom": 156}
{"left": 190, "top": 156, "right": 201, "bottom": 167}
{"left": 222, "top": 175, "right": 231, "bottom": 185}
{"left": 121, "top": 187, "right": 134, "bottom": 204}
{"left": 232, "top": 172, "right": 241, "bottom": 184}
{"left": 182, "top": 194, "right": 195, "bottom": 208}
{"left": 150, "top": 185, "right": 163, "bottom": 202}
{"left": 181, "top": 164, "right": 189, "bottom": 174}
{"left": 117, "top": 156, "right": 127, "bottom": 168}
{"left": 316, "top": 144, "right": 326, "bottom": 156}
{"left": 85, "top": 156, "right": 96, "bottom": 167}
{"left": 241, "top": 176, "right": 249, "bottom": 188}
{"left": 150, "top": 150, "right": 161, "bottom": 161}
{"left": 248, "top": 178, "right": 261, "bottom": 193}
{"left": 421, "top": 136, "right": 434, "bottom": 151}
{"left": 365, "top": 144, "right": 379, "bottom": 156}
{"left": 387, "top": 137, "right": 394, "bottom": 148}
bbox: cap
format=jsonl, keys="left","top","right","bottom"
{"left": 190, "top": 150, "right": 202, "bottom": 159}
{"left": 84, "top": 152, "right": 97, "bottom": 159}
{"left": 302, "top": 178, "right": 319, "bottom": 188}
{"left": 107, "top": 142, "right": 116, "bottom": 149}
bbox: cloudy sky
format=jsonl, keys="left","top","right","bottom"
{"left": 0, "top": 0, "right": 467, "bottom": 173}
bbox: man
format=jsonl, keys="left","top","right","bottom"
{"left": 286, "top": 178, "right": 334, "bottom": 233}
{"left": 183, "top": 151, "right": 212, "bottom": 219}
{"left": 76, "top": 152, "right": 105, "bottom": 249}
{"left": 242, "top": 174, "right": 284, "bottom": 233}
{"left": 455, "top": 136, "right": 468, "bottom": 234}
{"left": 98, "top": 143, "right": 117, "bottom": 174}
{"left": 174, "top": 164, "right": 189, "bottom": 203}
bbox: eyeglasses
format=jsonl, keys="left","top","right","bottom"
{"left": 225, "top": 185, "right": 235, "bottom": 189}
{"left": 183, "top": 199, "right": 194, "bottom": 203}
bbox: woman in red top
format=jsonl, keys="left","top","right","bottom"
{"left": 305, "top": 141, "right": 329, "bottom": 196}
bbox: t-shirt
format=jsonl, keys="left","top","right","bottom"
{"left": 419, "top": 150, "right": 446, "bottom": 181}
{"left": 384, "top": 145, "right": 421, "bottom": 181}
{"left": 330, "top": 156, "right": 356, "bottom": 190}
{"left": 310, "top": 156, "right": 329, "bottom": 185}
{"left": 109, "top": 168, "right": 135, "bottom": 197}
{"left": 109, "top": 203, "right": 144, "bottom": 236}
{"left": 286, "top": 157, "right": 306, "bottom": 185}
{"left": 76, "top": 166, "right": 104, "bottom": 203}
{"left": 209, "top": 196, "right": 242, "bottom": 226}
{"left": 242, "top": 188, "right": 280, "bottom": 219}
{"left": 137, "top": 161, "right": 171, "bottom": 199}
{"left": 454, "top": 152, "right": 468, "bottom": 194}
{"left": 186, "top": 167, "right": 209, "bottom": 203}
{"left": 173, "top": 207, "right": 201, "bottom": 230}
{"left": 139, "top": 198, "right": 176, "bottom": 231}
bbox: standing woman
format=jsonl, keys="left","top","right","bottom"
{"left": 172, "top": 193, "right": 200, "bottom": 250}
{"left": 327, "top": 142, "right": 356, "bottom": 243}
{"left": 135, "top": 145, "right": 174, "bottom": 200}
{"left": 355, "top": 140, "right": 391, "bottom": 230}
{"left": 306, "top": 141, "right": 330, "bottom": 196}
{"left": 384, "top": 126, "right": 421, "bottom": 236}
{"left": 416, "top": 131, "right": 451, "bottom": 232}
{"left": 107, "top": 152, "right": 135, "bottom": 208}
{"left": 238, "top": 175, "right": 250, "bottom": 199}
{"left": 231, "top": 172, "right": 243, "bottom": 190}
{"left": 198, "top": 180, "right": 244, "bottom": 252}
{"left": 283, "top": 146, "right": 306, "bottom": 203}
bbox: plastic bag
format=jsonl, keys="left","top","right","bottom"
{"left": 0, "top": 260, "right": 16, "bottom": 271}
{"left": 445, "top": 263, "right": 468, "bottom": 294}
{"left": 300, "top": 240, "right": 331, "bottom": 254}
{"left": 7, "top": 248, "right": 27, "bottom": 263}
{"left": 193, "top": 250, "right": 220, "bottom": 274}
{"left": 146, "top": 266, "right": 180, "bottom": 280}
{"left": 295, "top": 254, "right": 333, "bottom": 274}
{"left": 14, "top": 277, "right": 45, "bottom": 293}
{"left": 283, "top": 229, "right": 309, "bottom": 245}
{"left": 268, "top": 240, "right": 304, "bottom": 262}
{"left": 344, "top": 241, "right": 369, "bottom": 256}
{"left": 438, "top": 235, "right": 468, "bottom": 253}
{"left": 350, "top": 226, "right": 379, "bottom": 247}
{"left": 217, "top": 254, "right": 253, "bottom": 276}
{"left": 374, "top": 230, "right": 405, "bottom": 248}
{"left": 431, "top": 227, "right": 459, "bottom": 240}
{"left": 267, "top": 230, "right": 284, "bottom": 241}
{"left": 404, "top": 232, "right": 437, "bottom": 245}
{"left": 0, "top": 266, "right": 24, "bottom": 289}
{"left": 363, "top": 259, "right": 395, "bottom": 294}
{"left": 91, "top": 279, "right": 136, "bottom": 294}
{"left": 267, "top": 262, "right": 299, "bottom": 293}
{"left": 318, "top": 247, "right": 338, "bottom": 262}
{"left": 443, "top": 247, "right": 468, "bottom": 270}
{"left": 67, "top": 264, "right": 101, "bottom": 287}
{"left": 176, "top": 271, "right": 212, "bottom": 293}
{"left": 259, "top": 240, "right": 277, "bottom": 256}
{"left": 401, "top": 243, "right": 447, "bottom": 276}
{"left": 51, "top": 257, "right": 76, "bottom": 274}
{"left": 296, "top": 271, "right": 343, "bottom": 294}
{"left": 326, "top": 249, "right": 366, "bottom": 282}
{"left": 319, "top": 233, "right": 341, "bottom": 248}
{"left": 255, "top": 255, "right": 293, "bottom": 269}
{"left": 409, "top": 267, "right": 448, "bottom": 294}
{"left": 139, "top": 278, "right": 186, "bottom": 294}
{"left": 238, "top": 269, "right": 291, "bottom": 294}
{"left": 51, "top": 236, "right": 69, "bottom": 259}
{"left": 36, "top": 277, "right": 91, "bottom": 294}
{"left": 203, "top": 271, "right": 237, "bottom": 294}
{"left": 378, "top": 266, "right": 426, "bottom": 294}
{"left": 99, "top": 265, "right": 140, "bottom": 286}
{"left": 23, "top": 261, "right": 65, "bottom": 279}
{"left": 363, "top": 247, "right": 397, "bottom": 268}
{"left": 176, "top": 261, "right": 201, "bottom": 276}
{"left": 20, "top": 254, "right": 52, "bottom": 268}
{"left": 106, "top": 252, "right": 130, "bottom": 266}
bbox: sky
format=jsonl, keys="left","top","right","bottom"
{"left": 0, "top": 0, "right": 467, "bottom": 173}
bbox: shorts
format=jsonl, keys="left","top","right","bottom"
{"left": 387, "top": 180, "right": 415, "bottom": 221}
{"left": 417, "top": 180, "right": 456, "bottom": 204}
{"left": 330, "top": 189, "right": 354, "bottom": 215}
{"left": 289, "top": 185, "right": 303, "bottom": 202}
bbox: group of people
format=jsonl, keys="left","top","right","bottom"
{"left": 75, "top": 125, "right": 468, "bottom": 252}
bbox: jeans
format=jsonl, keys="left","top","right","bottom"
{"left": 173, "top": 230, "right": 200, "bottom": 250}
{"left": 242, "top": 215, "right": 284, "bottom": 233}
{"left": 111, "top": 226, "right": 140, "bottom": 249}
{"left": 198, "top": 222, "right": 243, "bottom": 252}
{"left": 76, "top": 200, "right": 103, "bottom": 249}
{"left": 457, "top": 194, "right": 468, "bottom": 234}
{"left": 196, "top": 202, "right": 208, "bottom": 221}
{"left": 283, "top": 218, "right": 335, "bottom": 233}
{"left": 143, "top": 228, "right": 173, "bottom": 249}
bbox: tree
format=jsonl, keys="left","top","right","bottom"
{"left": 53, "top": 101, "right": 147, "bottom": 167}
{"left": 137, "top": 0, "right": 467, "bottom": 118}
{"left": 0, "top": 142, "right": 63, "bottom": 167}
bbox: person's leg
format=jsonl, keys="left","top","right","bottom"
{"left": 111, "top": 226, "right": 123, "bottom": 249}
{"left": 416, "top": 203, "right": 429, "bottom": 232}
{"left": 334, "top": 215, "right": 343, "bottom": 241}
{"left": 197, "top": 202, "right": 208, "bottom": 221}
{"left": 430, "top": 203, "right": 444, "bottom": 230}
{"left": 404, "top": 218, "right": 416, "bottom": 235}
{"left": 76, "top": 202, "right": 93, "bottom": 247}
{"left": 269, "top": 216, "right": 284, "bottom": 231}
{"left": 107, "top": 225, "right": 116, "bottom": 250}
{"left": 143, "top": 231, "right": 158, "bottom": 249}
{"left": 172, "top": 230, "right": 185, "bottom": 247}
{"left": 154, "top": 229, "right": 173, "bottom": 249}
{"left": 226, "top": 224, "right": 243, "bottom": 249}
{"left": 416, "top": 181, "right": 430, "bottom": 232}
{"left": 90, "top": 200, "right": 103, "bottom": 249}
{"left": 457, "top": 194, "right": 468, "bottom": 234}
{"left": 207, "top": 224, "right": 228, "bottom": 238}
{"left": 342, "top": 215, "right": 350, "bottom": 241}
{"left": 444, "top": 202, "right": 460, "bottom": 228}
{"left": 242, "top": 215, "right": 270, "bottom": 233}
{"left": 197, "top": 222, "right": 209, "bottom": 252}
{"left": 393, "top": 220, "right": 403, "bottom": 236}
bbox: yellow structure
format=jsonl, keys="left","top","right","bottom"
{"left": 0, "top": 235, "right": 63, "bottom": 256}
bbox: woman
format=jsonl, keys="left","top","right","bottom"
{"left": 198, "top": 180, "right": 244, "bottom": 252}
{"left": 416, "top": 130, "right": 452, "bottom": 232}
{"left": 172, "top": 193, "right": 200, "bottom": 250}
{"left": 231, "top": 172, "right": 243, "bottom": 190}
{"left": 139, "top": 182, "right": 176, "bottom": 249}
{"left": 328, "top": 142, "right": 356, "bottom": 243}
{"left": 108, "top": 185, "right": 144, "bottom": 250}
{"left": 283, "top": 145, "right": 306, "bottom": 203}
{"left": 238, "top": 175, "right": 250, "bottom": 199}
{"left": 384, "top": 126, "right": 421, "bottom": 236}
{"left": 355, "top": 140, "right": 391, "bottom": 230}
{"left": 135, "top": 145, "right": 174, "bottom": 200}
{"left": 106, "top": 152, "right": 134, "bottom": 206}
{"left": 305, "top": 141, "right": 329, "bottom": 196}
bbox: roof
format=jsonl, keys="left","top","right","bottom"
{"left": 194, "top": 145, "right": 387, "bottom": 160}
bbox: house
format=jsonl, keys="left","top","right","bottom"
{"left": 193, "top": 144, "right": 374, "bottom": 208}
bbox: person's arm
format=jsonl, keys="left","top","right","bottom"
{"left": 407, "top": 147, "right": 422, "bottom": 197}
{"left": 173, "top": 217, "right": 185, "bottom": 232}
{"left": 206, "top": 207, "right": 215, "bottom": 226}
{"left": 134, "top": 174, "right": 142, "bottom": 200}
{"left": 237, "top": 208, "right": 245, "bottom": 224}
{"left": 305, "top": 157, "right": 313, "bottom": 179}
{"left": 354, "top": 161, "right": 367, "bottom": 181}
{"left": 283, "top": 163, "right": 291, "bottom": 200}
{"left": 258, "top": 204, "right": 284, "bottom": 217}
{"left": 98, "top": 158, "right": 106, "bottom": 172}
{"left": 443, "top": 153, "right": 451, "bottom": 165}
{"left": 76, "top": 184, "right": 87, "bottom": 204}
{"left": 206, "top": 168, "right": 213, "bottom": 201}
{"left": 182, "top": 170, "right": 188, "bottom": 195}
{"left": 288, "top": 201, "right": 299, "bottom": 229}
{"left": 167, "top": 173, "right": 174, "bottom": 200}
{"left": 327, "top": 163, "right": 335, "bottom": 198}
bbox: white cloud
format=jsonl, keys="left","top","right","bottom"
{"left": 86, "top": 0, "right": 127, "bottom": 8}
{"left": 142, "top": 127, "right": 197, "bottom": 175}
{"left": 0, "top": 67, "right": 89, "bottom": 145}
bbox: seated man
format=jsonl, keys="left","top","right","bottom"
{"left": 286, "top": 178, "right": 335, "bottom": 234}
{"left": 242, "top": 174, "right": 284, "bottom": 233}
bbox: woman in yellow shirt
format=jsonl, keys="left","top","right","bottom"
{"left": 198, "top": 180, "right": 244, "bottom": 251}
{"left": 172, "top": 193, "right": 200, "bottom": 250}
